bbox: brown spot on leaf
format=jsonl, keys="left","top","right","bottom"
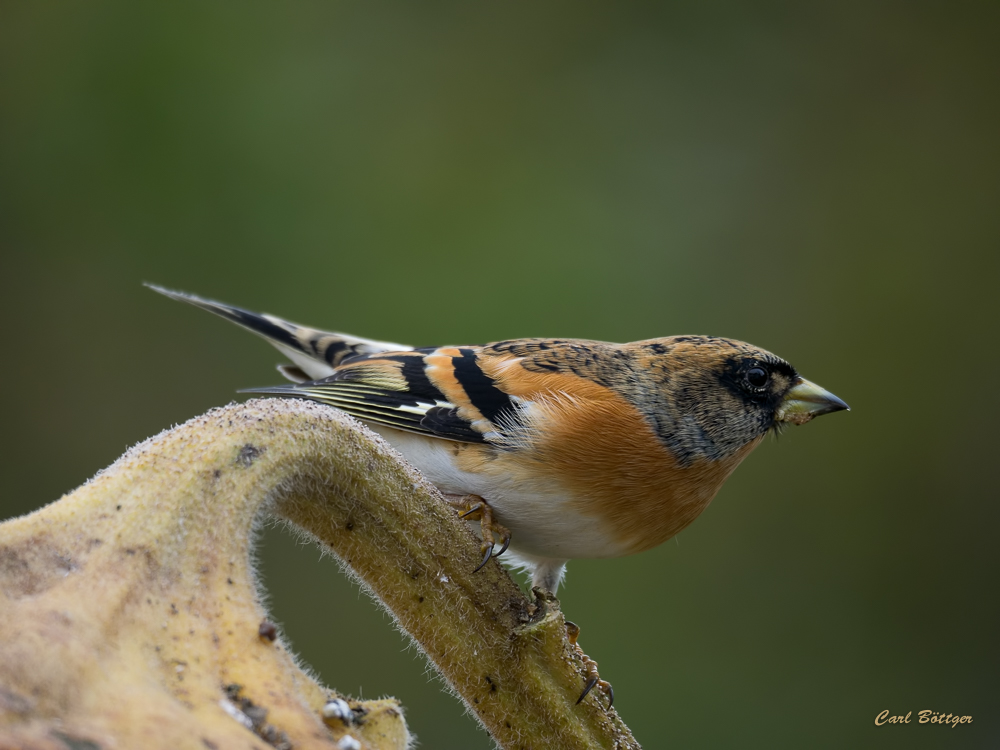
{"left": 222, "top": 684, "right": 291, "bottom": 750}
{"left": 0, "top": 686, "right": 33, "bottom": 715}
{"left": 0, "top": 539, "right": 76, "bottom": 597}
{"left": 258, "top": 620, "right": 277, "bottom": 642}
{"left": 236, "top": 444, "right": 264, "bottom": 467}
{"left": 51, "top": 731, "right": 102, "bottom": 750}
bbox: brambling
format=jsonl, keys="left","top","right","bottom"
{"left": 150, "top": 285, "right": 848, "bottom": 703}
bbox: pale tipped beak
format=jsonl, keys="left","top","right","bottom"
{"left": 775, "top": 377, "right": 850, "bottom": 425}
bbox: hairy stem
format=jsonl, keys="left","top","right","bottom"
{"left": 0, "top": 399, "right": 639, "bottom": 750}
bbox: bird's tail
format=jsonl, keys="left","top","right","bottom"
{"left": 145, "top": 284, "right": 412, "bottom": 382}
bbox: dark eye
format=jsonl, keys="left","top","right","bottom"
{"left": 746, "top": 366, "right": 769, "bottom": 388}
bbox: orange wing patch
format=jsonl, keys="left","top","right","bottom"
{"left": 424, "top": 348, "right": 479, "bottom": 414}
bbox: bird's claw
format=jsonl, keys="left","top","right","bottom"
{"left": 458, "top": 504, "right": 480, "bottom": 520}
{"left": 495, "top": 530, "right": 511, "bottom": 557}
{"left": 448, "top": 494, "right": 511, "bottom": 573}
{"left": 566, "top": 620, "right": 614, "bottom": 709}
{"left": 473, "top": 542, "right": 494, "bottom": 573}
{"left": 576, "top": 676, "right": 614, "bottom": 707}
{"left": 576, "top": 676, "right": 599, "bottom": 704}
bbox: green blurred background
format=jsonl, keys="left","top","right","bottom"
{"left": 2, "top": 3, "right": 997, "bottom": 748}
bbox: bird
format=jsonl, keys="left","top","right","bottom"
{"left": 149, "top": 284, "right": 849, "bottom": 704}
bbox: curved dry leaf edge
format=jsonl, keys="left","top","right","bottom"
{"left": 0, "top": 399, "right": 639, "bottom": 750}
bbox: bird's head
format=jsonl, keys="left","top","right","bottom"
{"left": 634, "top": 336, "right": 849, "bottom": 466}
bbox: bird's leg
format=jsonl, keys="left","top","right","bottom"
{"left": 565, "top": 620, "right": 614, "bottom": 708}
{"left": 442, "top": 494, "right": 511, "bottom": 573}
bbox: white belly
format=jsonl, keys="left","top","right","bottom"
{"left": 369, "top": 425, "right": 628, "bottom": 560}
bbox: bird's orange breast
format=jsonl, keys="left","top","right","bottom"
{"left": 477, "top": 357, "right": 763, "bottom": 554}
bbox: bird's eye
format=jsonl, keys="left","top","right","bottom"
{"left": 746, "top": 367, "right": 769, "bottom": 388}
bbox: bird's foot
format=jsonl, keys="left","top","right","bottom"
{"left": 565, "top": 620, "right": 614, "bottom": 708}
{"left": 443, "top": 494, "right": 511, "bottom": 572}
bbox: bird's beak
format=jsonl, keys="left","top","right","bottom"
{"left": 775, "top": 377, "right": 850, "bottom": 425}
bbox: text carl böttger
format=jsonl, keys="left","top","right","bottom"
{"left": 875, "top": 710, "right": 971, "bottom": 728}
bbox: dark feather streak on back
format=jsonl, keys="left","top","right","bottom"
{"left": 377, "top": 352, "right": 450, "bottom": 403}
{"left": 453, "top": 348, "right": 521, "bottom": 426}
{"left": 225, "top": 307, "right": 301, "bottom": 352}
{"left": 321, "top": 339, "right": 350, "bottom": 365}
{"left": 316, "top": 351, "right": 488, "bottom": 443}
{"left": 421, "top": 406, "right": 485, "bottom": 442}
